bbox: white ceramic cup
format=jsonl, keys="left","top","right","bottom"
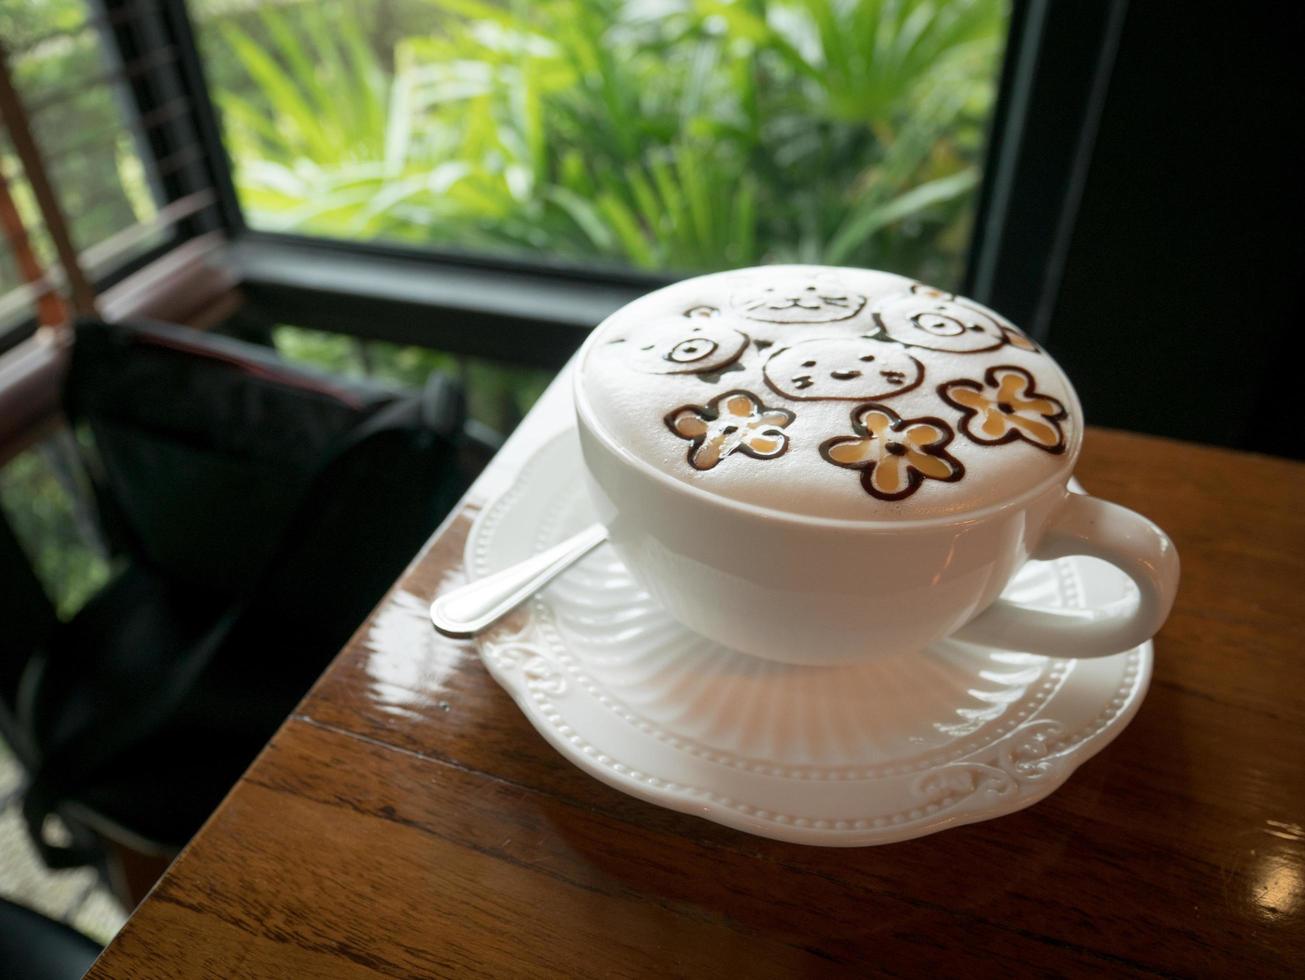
{"left": 574, "top": 314, "right": 1180, "bottom": 668}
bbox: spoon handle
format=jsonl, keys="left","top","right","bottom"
{"left": 430, "top": 523, "right": 609, "bottom": 638}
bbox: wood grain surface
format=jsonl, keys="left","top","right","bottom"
{"left": 89, "top": 375, "right": 1305, "bottom": 978}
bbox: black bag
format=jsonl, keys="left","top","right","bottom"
{"left": 14, "top": 317, "right": 481, "bottom": 863}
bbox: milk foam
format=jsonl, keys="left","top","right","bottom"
{"left": 577, "top": 266, "right": 1078, "bottom": 521}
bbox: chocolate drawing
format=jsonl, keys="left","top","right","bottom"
{"left": 665, "top": 390, "right": 795, "bottom": 471}
{"left": 729, "top": 271, "right": 867, "bottom": 323}
{"left": 694, "top": 358, "right": 747, "bottom": 384}
{"left": 1000, "top": 326, "right": 1041, "bottom": 353}
{"left": 763, "top": 336, "right": 923, "bottom": 401}
{"left": 872, "top": 283, "right": 1037, "bottom": 355}
{"left": 820, "top": 403, "right": 964, "bottom": 501}
{"left": 619, "top": 316, "right": 749, "bottom": 375}
{"left": 939, "top": 365, "right": 1068, "bottom": 454}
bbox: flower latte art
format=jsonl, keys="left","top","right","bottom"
{"left": 820, "top": 404, "right": 964, "bottom": 500}
{"left": 939, "top": 366, "right": 1068, "bottom": 453}
{"left": 578, "top": 266, "right": 1079, "bottom": 520}
{"left": 666, "top": 391, "right": 794, "bottom": 471}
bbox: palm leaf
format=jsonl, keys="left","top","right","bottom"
{"left": 826, "top": 168, "right": 979, "bottom": 263}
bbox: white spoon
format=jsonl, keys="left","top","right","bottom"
{"left": 430, "top": 523, "right": 608, "bottom": 638}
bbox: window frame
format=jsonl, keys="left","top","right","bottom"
{"left": 963, "top": 0, "right": 1129, "bottom": 344}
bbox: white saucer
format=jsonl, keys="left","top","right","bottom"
{"left": 467, "top": 430, "right": 1152, "bottom": 846}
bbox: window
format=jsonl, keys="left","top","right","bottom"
{"left": 0, "top": 0, "right": 230, "bottom": 343}
{"left": 2, "top": 0, "right": 1159, "bottom": 417}
{"left": 0, "top": 429, "right": 113, "bottom": 618}
{"left": 2, "top": 0, "right": 162, "bottom": 321}
{"left": 193, "top": 0, "right": 1009, "bottom": 286}
{"left": 270, "top": 324, "right": 553, "bottom": 434}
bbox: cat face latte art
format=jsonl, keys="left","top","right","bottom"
{"left": 574, "top": 265, "right": 1178, "bottom": 665}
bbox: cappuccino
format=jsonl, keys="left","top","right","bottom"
{"left": 577, "top": 266, "right": 1076, "bottom": 521}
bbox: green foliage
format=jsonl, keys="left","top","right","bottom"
{"left": 0, "top": 440, "right": 112, "bottom": 620}
{"left": 200, "top": 0, "right": 1006, "bottom": 282}
{"left": 1, "top": 0, "right": 160, "bottom": 295}
{"left": 271, "top": 326, "right": 553, "bottom": 433}
{"left": 271, "top": 325, "right": 370, "bottom": 378}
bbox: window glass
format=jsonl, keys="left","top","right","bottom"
{"left": 0, "top": 0, "right": 164, "bottom": 311}
{"left": 0, "top": 430, "right": 114, "bottom": 619}
{"left": 195, "top": 0, "right": 1008, "bottom": 284}
{"left": 270, "top": 325, "right": 553, "bottom": 434}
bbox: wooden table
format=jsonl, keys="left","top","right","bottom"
{"left": 90, "top": 371, "right": 1305, "bottom": 978}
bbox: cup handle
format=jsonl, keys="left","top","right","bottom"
{"left": 951, "top": 492, "right": 1180, "bottom": 658}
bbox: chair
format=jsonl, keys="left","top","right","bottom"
{"left": 0, "top": 898, "right": 101, "bottom": 980}
{"left": 2, "top": 317, "right": 489, "bottom": 868}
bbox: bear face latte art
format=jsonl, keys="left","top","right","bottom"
{"left": 577, "top": 266, "right": 1077, "bottom": 521}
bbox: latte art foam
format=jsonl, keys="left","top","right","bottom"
{"left": 577, "top": 266, "right": 1078, "bottom": 520}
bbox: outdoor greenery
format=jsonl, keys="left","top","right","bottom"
{"left": 0, "top": 0, "right": 159, "bottom": 297}
{"left": 271, "top": 325, "right": 553, "bottom": 432}
{"left": 0, "top": 435, "right": 113, "bottom": 619}
{"left": 197, "top": 0, "right": 1007, "bottom": 284}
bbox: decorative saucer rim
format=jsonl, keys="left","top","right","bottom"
{"left": 467, "top": 429, "right": 1153, "bottom": 846}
